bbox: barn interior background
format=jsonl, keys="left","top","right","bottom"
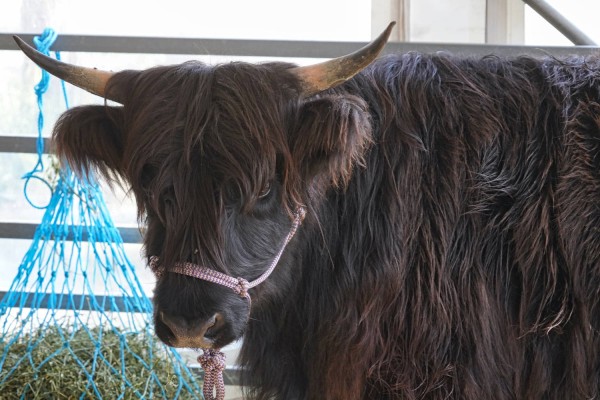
{"left": 0, "top": 0, "right": 599, "bottom": 398}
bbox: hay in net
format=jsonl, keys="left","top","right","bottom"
{"left": 0, "top": 29, "right": 203, "bottom": 399}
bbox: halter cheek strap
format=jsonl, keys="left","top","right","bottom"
{"left": 149, "top": 206, "right": 306, "bottom": 299}
{"left": 149, "top": 258, "right": 251, "bottom": 299}
{"left": 148, "top": 207, "right": 306, "bottom": 400}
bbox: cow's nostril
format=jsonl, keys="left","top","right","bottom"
{"left": 159, "top": 312, "right": 185, "bottom": 337}
{"left": 159, "top": 311, "right": 221, "bottom": 343}
{"left": 203, "top": 314, "right": 219, "bottom": 339}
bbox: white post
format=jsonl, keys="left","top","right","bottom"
{"left": 372, "top": 0, "right": 409, "bottom": 41}
{"left": 486, "top": 0, "right": 525, "bottom": 44}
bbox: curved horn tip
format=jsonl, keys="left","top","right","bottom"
{"left": 13, "top": 35, "right": 26, "bottom": 49}
{"left": 13, "top": 35, "right": 46, "bottom": 60}
{"left": 13, "top": 34, "right": 121, "bottom": 103}
{"left": 13, "top": 35, "right": 38, "bottom": 59}
{"left": 292, "top": 21, "right": 397, "bottom": 96}
{"left": 382, "top": 21, "right": 397, "bottom": 39}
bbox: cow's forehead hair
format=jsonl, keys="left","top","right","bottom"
{"left": 115, "top": 60, "right": 301, "bottom": 203}
{"left": 105, "top": 60, "right": 306, "bottom": 270}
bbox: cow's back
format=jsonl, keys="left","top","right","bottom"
{"left": 291, "top": 53, "right": 600, "bottom": 399}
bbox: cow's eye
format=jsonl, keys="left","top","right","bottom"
{"left": 258, "top": 182, "right": 271, "bottom": 199}
{"left": 140, "top": 164, "right": 157, "bottom": 191}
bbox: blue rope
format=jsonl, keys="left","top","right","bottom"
{"left": 22, "top": 28, "right": 69, "bottom": 209}
{"left": 1, "top": 28, "right": 204, "bottom": 399}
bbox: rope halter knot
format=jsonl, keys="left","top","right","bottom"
{"left": 198, "top": 349, "right": 227, "bottom": 400}
{"left": 148, "top": 206, "right": 306, "bottom": 400}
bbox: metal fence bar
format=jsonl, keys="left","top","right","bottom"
{"left": 522, "top": 0, "right": 597, "bottom": 46}
{"left": 1, "top": 34, "right": 381, "bottom": 58}
{"left": 0, "top": 291, "right": 147, "bottom": 312}
{"left": 0, "top": 136, "right": 51, "bottom": 154}
{"left": 1, "top": 33, "right": 599, "bottom": 58}
{"left": 380, "top": 42, "right": 599, "bottom": 57}
{"left": 0, "top": 222, "right": 143, "bottom": 243}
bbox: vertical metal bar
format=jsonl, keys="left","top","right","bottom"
{"left": 486, "top": 0, "right": 525, "bottom": 44}
{"left": 522, "top": 0, "right": 596, "bottom": 45}
{"left": 372, "top": 0, "right": 408, "bottom": 41}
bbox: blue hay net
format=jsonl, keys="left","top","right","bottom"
{"left": 0, "top": 29, "right": 203, "bottom": 399}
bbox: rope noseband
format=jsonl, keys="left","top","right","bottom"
{"left": 149, "top": 207, "right": 306, "bottom": 400}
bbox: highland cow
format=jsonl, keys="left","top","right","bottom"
{"left": 15, "top": 24, "right": 600, "bottom": 399}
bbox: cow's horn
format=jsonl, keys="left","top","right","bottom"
{"left": 13, "top": 35, "right": 122, "bottom": 103}
{"left": 291, "top": 22, "right": 396, "bottom": 96}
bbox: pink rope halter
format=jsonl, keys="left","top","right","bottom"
{"left": 149, "top": 207, "right": 306, "bottom": 400}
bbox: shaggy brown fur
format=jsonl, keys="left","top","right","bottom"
{"left": 53, "top": 52, "right": 600, "bottom": 399}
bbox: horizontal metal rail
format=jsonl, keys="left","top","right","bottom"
{"left": 0, "top": 291, "right": 148, "bottom": 312}
{"left": 0, "top": 222, "right": 143, "bottom": 243}
{"left": 0, "top": 136, "right": 51, "bottom": 153}
{"left": 1, "top": 33, "right": 599, "bottom": 58}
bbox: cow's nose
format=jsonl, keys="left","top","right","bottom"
{"left": 160, "top": 312, "right": 221, "bottom": 348}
